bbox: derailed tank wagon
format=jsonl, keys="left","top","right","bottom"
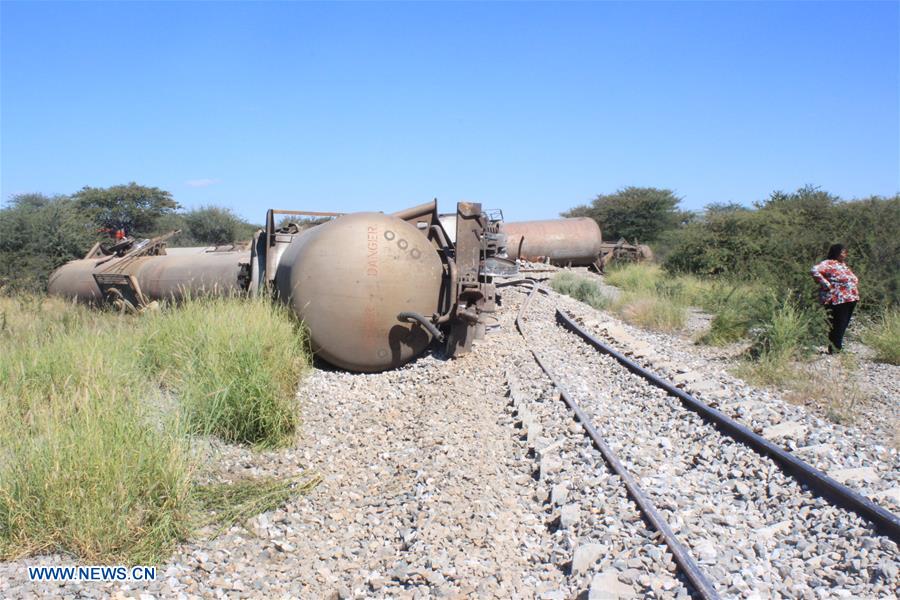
{"left": 48, "top": 201, "right": 511, "bottom": 373}
{"left": 501, "top": 218, "right": 653, "bottom": 272}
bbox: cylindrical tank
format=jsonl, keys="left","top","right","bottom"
{"left": 502, "top": 218, "right": 603, "bottom": 265}
{"left": 275, "top": 212, "right": 444, "bottom": 373}
{"left": 124, "top": 252, "right": 249, "bottom": 299}
{"left": 47, "top": 257, "right": 107, "bottom": 303}
{"left": 47, "top": 250, "right": 249, "bottom": 303}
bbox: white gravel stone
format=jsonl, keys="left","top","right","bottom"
{"left": 571, "top": 543, "right": 606, "bottom": 576}
{"left": 588, "top": 570, "right": 636, "bottom": 599}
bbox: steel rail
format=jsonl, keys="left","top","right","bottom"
{"left": 513, "top": 281, "right": 720, "bottom": 600}
{"left": 555, "top": 309, "right": 900, "bottom": 544}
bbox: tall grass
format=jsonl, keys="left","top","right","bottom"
{"left": 861, "top": 308, "right": 900, "bottom": 365}
{"left": 748, "top": 295, "right": 824, "bottom": 359}
{"left": 603, "top": 263, "right": 664, "bottom": 295}
{"left": 141, "top": 297, "right": 307, "bottom": 448}
{"left": 0, "top": 294, "right": 313, "bottom": 563}
{"left": 0, "top": 297, "right": 192, "bottom": 563}
{"left": 601, "top": 264, "right": 692, "bottom": 331}
{"left": 612, "top": 292, "right": 686, "bottom": 331}
{"left": 551, "top": 272, "right": 610, "bottom": 310}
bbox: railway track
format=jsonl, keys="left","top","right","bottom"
{"left": 503, "top": 278, "right": 900, "bottom": 598}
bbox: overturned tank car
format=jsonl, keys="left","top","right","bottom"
{"left": 501, "top": 218, "right": 652, "bottom": 272}
{"left": 48, "top": 201, "right": 512, "bottom": 373}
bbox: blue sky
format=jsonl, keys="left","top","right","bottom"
{"left": 2, "top": 1, "right": 898, "bottom": 222}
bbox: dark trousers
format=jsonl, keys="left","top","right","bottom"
{"left": 827, "top": 301, "right": 856, "bottom": 352}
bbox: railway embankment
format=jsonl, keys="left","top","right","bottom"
{"left": 1, "top": 281, "right": 897, "bottom": 598}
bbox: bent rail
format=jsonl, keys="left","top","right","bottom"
{"left": 514, "top": 281, "right": 720, "bottom": 600}
{"left": 556, "top": 308, "right": 900, "bottom": 544}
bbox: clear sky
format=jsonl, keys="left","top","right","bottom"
{"left": 2, "top": 1, "right": 898, "bottom": 222}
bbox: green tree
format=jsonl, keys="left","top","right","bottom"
{"left": 562, "top": 187, "right": 683, "bottom": 242}
{"left": 73, "top": 182, "right": 179, "bottom": 237}
{"left": 0, "top": 193, "right": 97, "bottom": 291}
{"left": 183, "top": 206, "right": 257, "bottom": 245}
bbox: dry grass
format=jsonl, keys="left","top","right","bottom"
{"left": 612, "top": 293, "right": 686, "bottom": 332}
{"left": 194, "top": 474, "right": 322, "bottom": 538}
{"left": 861, "top": 307, "right": 900, "bottom": 365}
{"left": 736, "top": 352, "right": 869, "bottom": 427}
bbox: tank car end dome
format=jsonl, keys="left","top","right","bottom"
{"left": 275, "top": 212, "right": 445, "bottom": 372}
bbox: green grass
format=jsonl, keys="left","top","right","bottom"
{"left": 141, "top": 296, "right": 308, "bottom": 448}
{"left": 551, "top": 272, "right": 610, "bottom": 310}
{"left": 747, "top": 295, "right": 824, "bottom": 359}
{"left": 731, "top": 294, "right": 826, "bottom": 386}
{"left": 698, "top": 305, "right": 750, "bottom": 345}
{"left": 0, "top": 294, "right": 313, "bottom": 563}
{"left": 861, "top": 308, "right": 900, "bottom": 365}
{"left": 0, "top": 297, "right": 193, "bottom": 563}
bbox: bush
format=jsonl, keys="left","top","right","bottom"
{"left": 0, "top": 297, "right": 192, "bottom": 563}
{"left": 141, "top": 297, "right": 308, "bottom": 447}
{"left": 747, "top": 294, "right": 826, "bottom": 360}
{"left": 664, "top": 188, "right": 900, "bottom": 311}
{"left": 183, "top": 206, "right": 258, "bottom": 246}
{"left": 700, "top": 306, "right": 751, "bottom": 345}
{"left": 862, "top": 308, "right": 900, "bottom": 365}
{"left": 0, "top": 194, "right": 98, "bottom": 292}
{"left": 733, "top": 294, "right": 828, "bottom": 386}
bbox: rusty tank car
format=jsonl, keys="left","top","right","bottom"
{"left": 48, "top": 201, "right": 510, "bottom": 373}
{"left": 501, "top": 218, "right": 653, "bottom": 272}
{"left": 502, "top": 218, "right": 604, "bottom": 266}
{"left": 47, "top": 247, "right": 250, "bottom": 305}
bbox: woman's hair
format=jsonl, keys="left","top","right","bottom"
{"left": 826, "top": 243, "right": 845, "bottom": 260}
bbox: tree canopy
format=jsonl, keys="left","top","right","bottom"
{"left": 157, "top": 206, "right": 260, "bottom": 247}
{"left": 73, "top": 182, "right": 179, "bottom": 237}
{"left": 562, "top": 186, "right": 684, "bottom": 242}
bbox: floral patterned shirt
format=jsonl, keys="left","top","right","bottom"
{"left": 810, "top": 259, "right": 859, "bottom": 305}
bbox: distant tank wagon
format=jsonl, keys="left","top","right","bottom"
{"left": 502, "top": 218, "right": 604, "bottom": 267}
{"left": 501, "top": 218, "right": 653, "bottom": 271}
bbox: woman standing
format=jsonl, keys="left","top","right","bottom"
{"left": 811, "top": 244, "right": 859, "bottom": 353}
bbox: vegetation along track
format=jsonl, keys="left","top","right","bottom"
{"left": 502, "top": 278, "right": 900, "bottom": 598}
